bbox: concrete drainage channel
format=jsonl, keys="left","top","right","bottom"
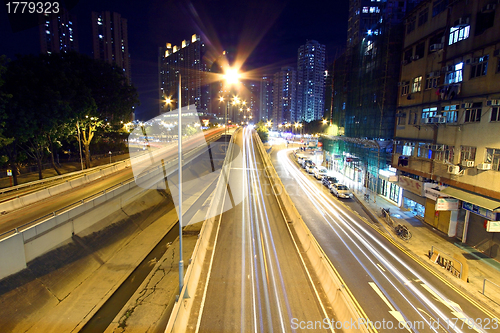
{"left": 79, "top": 221, "right": 180, "bottom": 333}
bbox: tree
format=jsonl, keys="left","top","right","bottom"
{"left": 0, "top": 55, "right": 13, "bottom": 150}
{"left": 2, "top": 54, "right": 80, "bottom": 179}
{"left": 61, "top": 53, "right": 139, "bottom": 168}
{"left": 255, "top": 121, "right": 269, "bottom": 143}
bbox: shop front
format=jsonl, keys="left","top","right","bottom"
{"left": 423, "top": 184, "right": 460, "bottom": 236}
{"left": 440, "top": 187, "right": 500, "bottom": 260}
{"left": 378, "top": 170, "right": 400, "bottom": 204}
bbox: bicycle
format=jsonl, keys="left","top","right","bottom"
{"left": 395, "top": 224, "right": 412, "bottom": 241}
{"left": 381, "top": 207, "right": 390, "bottom": 217}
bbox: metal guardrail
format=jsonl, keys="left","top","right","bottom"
{"left": 482, "top": 278, "right": 500, "bottom": 299}
{"left": 0, "top": 131, "right": 223, "bottom": 241}
{"left": 0, "top": 178, "right": 135, "bottom": 240}
{"left": 0, "top": 158, "right": 128, "bottom": 195}
{"left": 429, "top": 246, "right": 463, "bottom": 279}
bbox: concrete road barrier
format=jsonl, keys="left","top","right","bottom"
{"left": 165, "top": 133, "right": 237, "bottom": 333}
{"left": 254, "top": 133, "right": 369, "bottom": 333}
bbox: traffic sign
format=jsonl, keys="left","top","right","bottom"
{"left": 7, "top": 169, "right": 12, "bottom": 176}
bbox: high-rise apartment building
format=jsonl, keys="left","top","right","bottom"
{"left": 91, "top": 11, "right": 131, "bottom": 83}
{"left": 259, "top": 75, "right": 273, "bottom": 122}
{"left": 323, "top": 0, "right": 420, "bottom": 204}
{"left": 272, "top": 67, "right": 297, "bottom": 127}
{"left": 393, "top": 0, "right": 500, "bottom": 259}
{"left": 241, "top": 81, "right": 260, "bottom": 124}
{"left": 297, "top": 40, "right": 326, "bottom": 122}
{"left": 158, "top": 34, "right": 208, "bottom": 115}
{"left": 39, "top": 11, "right": 78, "bottom": 54}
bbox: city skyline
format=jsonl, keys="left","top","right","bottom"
{"left": 1, "top": 0, "right": 349, "bottom": 121}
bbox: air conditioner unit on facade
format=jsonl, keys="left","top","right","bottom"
{"left": 448, "top": 165, "right": 460, "bottom": 174}
{"left": 477, "top": 163, "right": 492, "bottom": 170}
{"left": 423, "top": 118, "right": 435, "bottom": 124}
{"left": 429, "top": 43, "right": 443, "bottom": 52}
{"left": 436, "top": 116, "right": 446, "bottom": 123}
{"left": 456, "top": 16, "right": 470, "bottom": 27}
{"left": 461, "top": 160, "right": 475, "bottom": 167}
{"left": 411, "top": 55, "right": 420, "bottom": 61}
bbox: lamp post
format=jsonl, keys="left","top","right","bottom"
{"left": 164, "top": 77, "right": 185, "bottom": 296}
{"left": 177, "top": 75, "right": 184, "bottom": 296}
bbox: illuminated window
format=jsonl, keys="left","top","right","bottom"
{"left": 362, "top": 7, "right": 369, "bottom": 13}
{"left": 402, "top": 145, "right": 414, "bottom": 156}
{"left": 442, "top": 105, "right": 459, "bottom": 123}
{"left": 446, "top": 63, "right": 463, "bottom": 84}
{"left": 418, "top": 143, "right": 432, "bottom": 159}
{"left": 449, "top": 25, "right": 470, "bottom": 45}
{"left": 412, "top": 76, "right": 422, "bottom": 93}
{"left": 421, "top": 107, "right": 437, "bottom": 119}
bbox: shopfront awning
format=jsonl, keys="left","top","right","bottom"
{"left": 440, "top": 187, "right": 500, "bottom": 211}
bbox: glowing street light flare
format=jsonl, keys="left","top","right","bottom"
{"left": 224, "top": 67, "right": 241, "bottom": 85}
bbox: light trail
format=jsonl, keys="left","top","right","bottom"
{"left": 277, "top": 148, "right": 490, "bottom": 333}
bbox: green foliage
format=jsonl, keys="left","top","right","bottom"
{"left": 0, "top": 55, "right": 13, "bottom": 151}
{"left": 1, "top": 52, "right": 140, "bottom": 175}
{"left": 255, "top": 121, "right": 269, "bottom": 143}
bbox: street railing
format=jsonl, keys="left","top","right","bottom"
{"left": 482, "top": 278, "right": 500, "bottom": 299}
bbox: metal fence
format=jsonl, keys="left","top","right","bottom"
{"left": 0, "top": 150, "right": 127, "bottom": 179}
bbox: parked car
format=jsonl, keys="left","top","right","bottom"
{"left": 303, "top": 159, "right": 314, "bottom": 170}
{"left": 296, "top": 153, "right": 306, "bottom": 165}
{"left": 305, "top": 160, "right": 316, "bottom": 173}
{"left": 314, "top": 166, "right": 328, "bottom": 180}
{"left": 322, "top": 176, "right": 338, "bottom": 188}
{"left": 331, "top": 183, "right": 352, "bottom": 199}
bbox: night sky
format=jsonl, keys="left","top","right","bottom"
{"left": 1, "top": 0, "right": 348, "bottom": 121}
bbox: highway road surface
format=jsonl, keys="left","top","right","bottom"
{"left": 192, "top": 128, "right": 334, "bottom": 333}
{"left": 273, "top": 145, "right": 498, "bottom": 333}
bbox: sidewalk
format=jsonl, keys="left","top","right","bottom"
{"left": 328, "top": 167, "right": 500, "bottom": 317}
{"left": 0, "top": 152, "right": 130, "bottom": 189}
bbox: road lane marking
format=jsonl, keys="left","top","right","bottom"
{"left": 421, "top": 284, "right": 463, "bottom": 312}
{"left": 377, "top": 264, "right": 386, "bottom": 272}
{"left": 285, "top": 151, "right": 499, "bottom": 320}
{"left": 369, "top": 282, "right": 395, "bottom": 311}
{"left": 369, "top": 282, "right": 411, "bottom": 332}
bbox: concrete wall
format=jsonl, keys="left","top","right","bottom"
{"left": 0, "top": 233, "right": 26, "bottom": 279}
{"left": 0, "top": 135, "right": 216, "bottom": 281}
